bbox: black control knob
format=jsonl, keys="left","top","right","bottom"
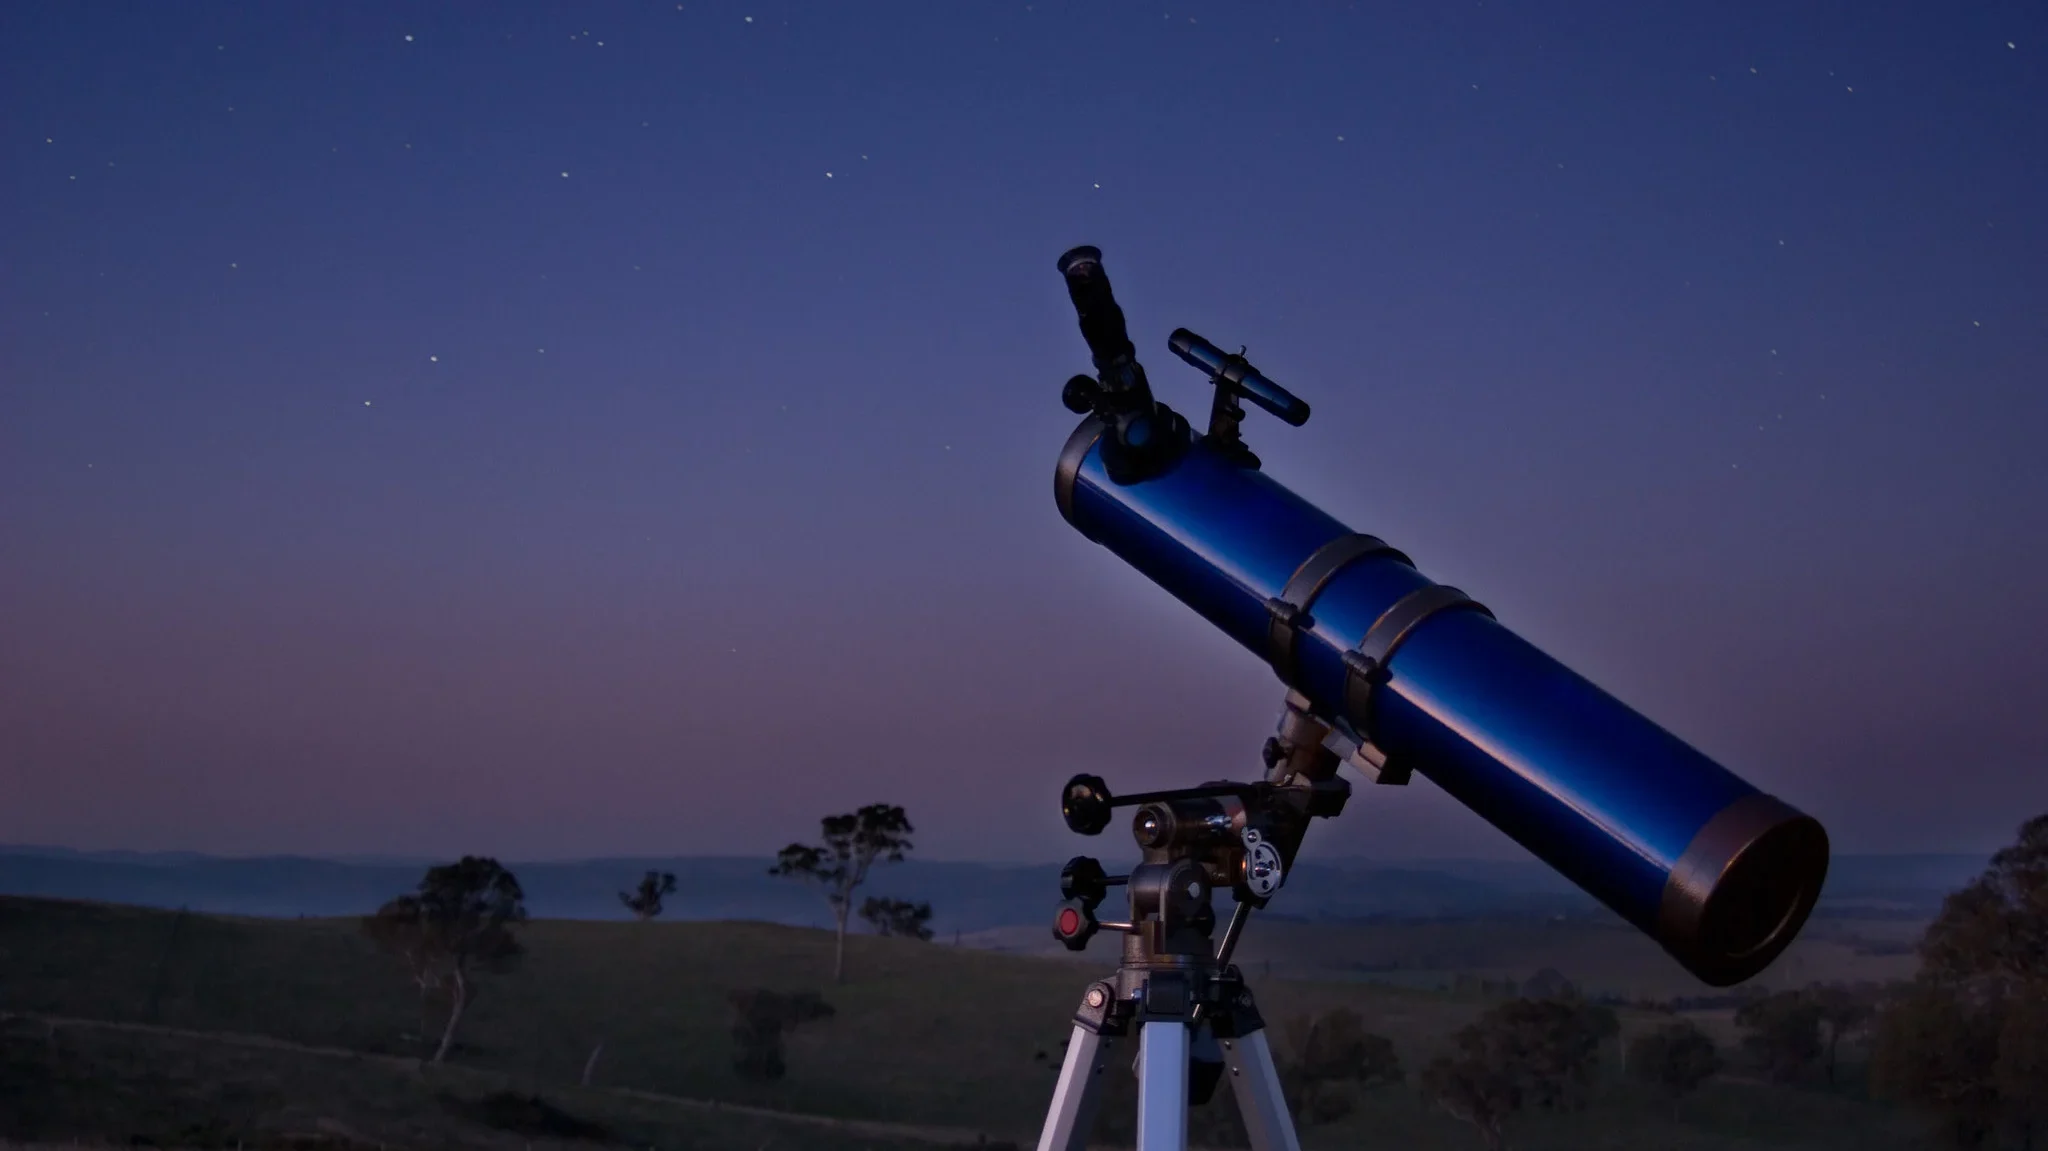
{"left": 1062, "top": 375, "right": 1103, "bottom": 414}
{"left": 1060, "top": 856, "right": 1111, "bottom": 905}
{"left": 1062, "top": 774, "right": 1114, "bottom": 836}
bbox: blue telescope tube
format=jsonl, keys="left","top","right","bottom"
{"left": 1056, "top": 419, "right": 1828, "bottom": 987}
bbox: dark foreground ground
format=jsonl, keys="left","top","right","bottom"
{"left": 0, "top": 896, "right": 1935, "bottom": 1150}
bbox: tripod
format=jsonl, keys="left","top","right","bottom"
{"left": 1035, "top": 692, "right": 1367, "bottom": 1151}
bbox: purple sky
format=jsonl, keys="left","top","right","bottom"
{"left": 3, "top": 2, "right": 2044, "bottom": 865}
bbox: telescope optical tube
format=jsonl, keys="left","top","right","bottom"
{"left": 1052, "top": 252, "right": 1828, "bottom": 988}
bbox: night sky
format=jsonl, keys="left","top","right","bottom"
{"left": 4, "top": 2, "right": 2044, "bottom": 866}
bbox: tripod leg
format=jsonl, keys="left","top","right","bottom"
{"left": 1222, "top": 1029, "right": 1301, "bottom": 1151}
{"left": 1136, "top": 1018, "right": 1190, "bottom": 1151}
{"left": 1037, "top": 1024, "right": 1111, "bottom": 1151}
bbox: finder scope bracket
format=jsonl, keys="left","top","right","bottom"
{"left": 1166, "top": 329, "right": 1312, "bottom": 471}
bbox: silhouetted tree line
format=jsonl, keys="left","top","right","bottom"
{"left": 346, "top": 808, "right": 2044, "bottom": 1150}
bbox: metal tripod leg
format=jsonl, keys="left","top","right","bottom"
{"left": 1037, "top": 1023, "right": 1111, "bottom": 1151}
{"left": 1221, "top": 1028, "right": 1302, "bottom": 1151}
{"left": 1135, "top": 1017, "right": 1190, "bottom": 1151}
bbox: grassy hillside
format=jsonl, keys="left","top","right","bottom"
{"left": 966, "top": 913, "right": 1922, "bottom": 1000}
{"left": 0, "top": 896, "right": 1934, "bottom": 1150}
{"left": 1, "top": 1018, "right": 964, "bottom": 1151}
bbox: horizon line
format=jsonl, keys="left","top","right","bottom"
{"left": 0, "top": 843, "right": 1995, "bottom": 867}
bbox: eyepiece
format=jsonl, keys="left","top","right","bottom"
{"left": 1058, "top": 245, "right": 1136, "bottom": 369}
{"left": 1055, "top": 245, "right": 1102, "bottom": 278}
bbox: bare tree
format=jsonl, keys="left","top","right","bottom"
{"left": 770, "top": 804, "right": 913, "bottom": 983}
{"left": 619, "top": 870, "right": 678, "bottom": 921}
{"left": 361, "top": 855, "right": 526, "bottom": 1064}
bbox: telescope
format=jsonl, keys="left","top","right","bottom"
{"left": 1033, "top": 246, "right": 1828, "bottom": 1151}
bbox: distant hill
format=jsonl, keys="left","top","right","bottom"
{"left": 0, "top": 845, "right": 1985, "bottom": 934}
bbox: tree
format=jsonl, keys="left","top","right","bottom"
{"left": 1421, "top": 1052, "right": 1518, "bottom": 1151}
{"left": 1473, "top": 998, "right": 1614, "bottom": 1112}
{"left": 1279, "top": 1007, "right": 1405, "bottom": 1125}
{"left": 1626, "top": 1020, "right": 1721, "bottom": 1112}
{"left": 858, "top": 896, "right": 934, "bottom": 941}
{"left": 770, "top": 804, "right": 913, "bottom": 983}
{"left": 1735, "top": 991, "right": 1825, "bottom": 1084}
{"left": 1997, "top": 987, "right": 2048, "bottom": 1151}
{"left": 1872, "top": 813, "right": 2048, "bottom": 1149}
{"left": 727, "top": 988, "right": 835, "bottom": 1080}
{"left": 1919, "top": 814, "right": 2048, "bottom": 994}
{"left": 1809, "top": 984, "right": 1876, "bottom": 1085}
{"left": 1419, "top": 997, "right": 1613, "bottom": 1148}
{"left": 361, "top": 856, "right": 526, "bottom": 1064}
{"left": 1872, "top": 980, "right": 2003, "bottom": 1148}
{"left": 619, "top": 870, "right": 678, "bottom": 921}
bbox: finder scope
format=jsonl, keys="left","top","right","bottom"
{"left": 1051, "top": 246, "right": 1828, "bottom": 987}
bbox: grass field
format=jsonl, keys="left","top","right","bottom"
{"left": 963, "top": 912, "right": 1921, "bottom": 1000}
{"left": 0, "top": 896, "right": 1936, "bottom": 1150}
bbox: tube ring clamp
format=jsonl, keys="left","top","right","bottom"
{"left": 1263, "top": 533, "right": 1411, "bottom": 683}
{"left": 1341, "top": 584, "right": 1494, "bottom": 783}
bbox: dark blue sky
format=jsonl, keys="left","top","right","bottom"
{"left": 3, "top": 1, "right": 2043, "bottom": 864}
